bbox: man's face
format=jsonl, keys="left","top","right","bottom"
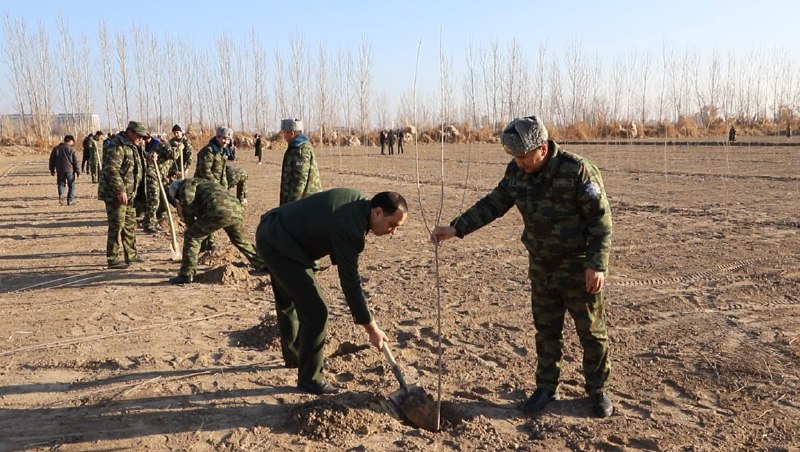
{"left": 513, "top": 144, "right": 548, "bottom": 173}
{"left": 173, "top": 130, "right": 184, "bottom": 140}
{"left": 369, "top": 207, "right": 407, "bottom": 236}
{"left": 282, "top": 130, "right": 296, "bottom": 142}
{"left": 126, "top": 130, "right": 145, "bottom": 146}
{"left": 215, "top": 134, "right": 230, "bottom": 146}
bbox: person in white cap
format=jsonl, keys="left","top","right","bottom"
{"left": 279, "top": 118, "right": 321, "bottom": 205}
{"left": 431, "top": 115, "right": 615, "bottom": 418}
{"left": 193, "top": 126, "right": 234, "bottom": 251}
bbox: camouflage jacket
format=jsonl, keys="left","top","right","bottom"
{"left": 176, "top": 177, "right": 243, "bottom": 224}
{"left": 452, "top": 141, "right": 612, "bottom": 271}
{"left": 168, "top": 136, "right": 194, "bottom": 172}
{"left": 225, "top": 164, "right": 247, "bottom": 192}
{"left": 98, "top": 132, "right": 144, "bottom": 202}
{"left": 145, "top": 138, "right": 176, "bottom": 178}
{"left": 85, "top": 137, "right": 101, "bottom": 162}
{"left": 194, "top": 139, "right": 229, "bottom": 188}
{"left": 279, "top": 134, "right": 321, "bottom": 205}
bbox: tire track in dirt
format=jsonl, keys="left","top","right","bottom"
{"left": 609, "top": 255, "right": 797, "bottom": 287}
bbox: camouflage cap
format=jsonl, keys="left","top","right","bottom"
{"left": 501, "top": 116, "right": 548, "bottom": 156}
{"left": 126, "top": 121, "right": 150, "bottom": 138}
{"left": 280, "top": 118, "right": 303, "bottom": 132}
{"left": 216, "top": 126, "right": 233, "bottom": 138}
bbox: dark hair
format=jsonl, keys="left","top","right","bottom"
{"left": 64, "top": 135, "right": 75, "bottom": 142}
{"left": 370, "top": 191, "right": 408, "bottom": 215}
{"left": 95, "top": 130, "right": 103, "bottom": 136}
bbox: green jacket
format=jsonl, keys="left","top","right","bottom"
{"left": 452, "top": 141, "right": 612, "bottom": 271}
{"left": 257, "top": 188, "right": 372, "bottom": 324}
{"left": 98, "top": 132, "right": 144, "bottom": 202}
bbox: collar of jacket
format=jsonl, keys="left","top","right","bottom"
{"left": 289, "top": 133, "right": 310, "bottom": 148}
{"left": 208, "top": 139, "right": 229, "bottom": 155}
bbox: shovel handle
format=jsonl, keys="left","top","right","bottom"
{"left": 381, "top": 342, "right": 408, "bottom": 391}
{"left": 381, "top": 342, "right": 397, "bottom": 366}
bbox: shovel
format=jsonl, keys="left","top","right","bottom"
{"left": 153, "top": 162, "right": 182, "bottom": 260}
{"left": 381, "top": 342, "right": 439, "bottom": 431}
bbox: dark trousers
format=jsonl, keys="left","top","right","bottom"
{"left": 56, "top": 172, "right": 77, "bottom": 204}
{"left": 259, "top": 249, "right": 329, "bottom": 386}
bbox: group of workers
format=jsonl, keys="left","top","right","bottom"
{"left": 48, "top": 114, "right": 615, "bottom": 419}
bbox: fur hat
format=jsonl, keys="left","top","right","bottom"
{"left": 280, "top": 118, "right": 303, "bottom": 132}
{"left": 215, "top": 127, "right": 233, "bottom": 138}
{"left": 501, "top": 116, "right": 548, "bottom": 156}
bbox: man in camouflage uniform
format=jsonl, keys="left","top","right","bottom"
{"left": 431, "top": 115, "right": 614, "bottom": 418}
{"left": 98, "top": 121, "right": 148, "bottom": 269}
{"left": 279, "top": 118, "right": 321, "bottom": 205}
{"left": 194, "top": 126, "right": 231, "bottom": 187}
{"left": 194, "top": 126, "right": 233, "bottom": 251}
{"left": 167, "top": 177, "right": 265, "bottom": 284}
{"left": 225, "top": 164, "right": 248, "bottom": 206}
{"left": 84, "top": 131, "right": 104, "bottom": 183}
{"left": 168, "top": 124, "right": 194, "bottom": 178}
{"left": 141, "top": 135, "right": 176, "bottom": 233}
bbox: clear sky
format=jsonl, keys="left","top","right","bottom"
{"left": 2, "top": 0, "right": 799, "bottom": 116}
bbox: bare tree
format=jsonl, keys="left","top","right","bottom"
{"left": 315, "top": 42, "right": 331, "bottom": 142}
{"left": 463, "top": 40, "right": 480, "bottom": 129}
{"left": 250, "top": 28, "right": 268, "bottom": 133}
{"left": 234, "top": 42, "right": 249, "bottom": 131}
{"left": 115, "top": 31, "right": 131, "bottom": 121}
{"left": 355, "top": 36, "right": 373, "bottom": 143}
{"left": 2, "top": 14, "right": 31, "bottom": 135}
{"left": 289, "top": 34, "right": 309, "bottom": 124}
{"left": 273, "top": 47, "right": 288, "bottom": 121}
{"left": 216, "top": 34, "right": 234, "bottom": 127}
{"left": 97, "top": 19, "right": 119, "bottom": 130}
{"left": 131, "top": 23, "right": 149, "bottom": 125}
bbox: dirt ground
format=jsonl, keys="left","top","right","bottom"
{"left": 0, "top": 139, "right": 798, "bottom": 451}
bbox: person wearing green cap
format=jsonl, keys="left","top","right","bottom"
{"left": 431, "top": 115, "right": 615, "bottom": 418}
{"left": 98, "top": 121, "right": 149, "bottom": 269}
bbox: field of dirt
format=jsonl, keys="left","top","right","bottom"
{"left": 1, "top": 139, "right": 798, "bottom": 451}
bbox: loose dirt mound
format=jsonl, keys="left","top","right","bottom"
{"left": 230, "top": 317, "right": 281, "bottom": 350}
{"left": 291, "top": 394, "right": 396, "bottom": 442}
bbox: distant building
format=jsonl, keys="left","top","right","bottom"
{"left": 0, "top": 113, "right": 100, "bottom": 136}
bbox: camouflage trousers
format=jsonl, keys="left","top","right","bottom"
{"left": 143, "top": 171, "right": 161, "bottom": 229}
{"left": 88, "top": 153, "right": 101, "bottom": 183}
{"left": 529, "top": 258, "right": 610, "bottom": 395}
{"left": 232, "top": 179, "right": 247, "bottom": 203}
{"left": 179, "top": 216, "right": 264, "bottom": 276}
{"left": 105, "top": 200, "right": 138, "bottom": 264}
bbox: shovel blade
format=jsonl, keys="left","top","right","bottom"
{"left": 389, "top": 385, "right": 439, "bottom": 431}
